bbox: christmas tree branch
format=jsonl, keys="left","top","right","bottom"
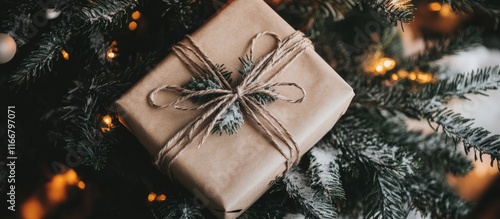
{"left": 79, "top": 0, "right": 138, "bottom": 30}
{"left": 364, "top": 171, "right": 408, "bottom": 219}
{"left": 365, "top": 0, "right": 415, "bottom": 26}
{"left": 401, "top": 27, "right": 483, "bottom": 69}
{"left": 152, "top": 195, "right": 204, "bottom": 219}
{"left": 285, "top": 169, "right": 338, "bottom": 218}
{"left": 9, "top": 25, "right": 71, "bottom": 90}
{"left": 352, "top": 66, "right": 500, "bottom": 118}
{"left": 307, "top": 146, "right": 346, "bottom": 201}
{"left": 415, "top": 66, "right": 500, "bottom": 101}
{"left": 445, "top": 0, "right": 500, "bottom": 12}
{"left": 277, "top": 0, "right": 358, "bottom": 37}
{"left": 418, "top": 105, "right": 500, "bottom": 167}
{"left": 405, "top": 174, "right": 470, "bottom": 219}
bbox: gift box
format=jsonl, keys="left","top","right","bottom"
{"left": 116, "top": 0, "right": 354, "bottom": 218}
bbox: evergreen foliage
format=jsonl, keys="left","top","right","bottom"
{"left": 1, "top": 0, "right": 500, "bottom": 218}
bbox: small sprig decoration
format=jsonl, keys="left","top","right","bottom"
{"left": 182, "top": 56, "right": 277, "bottom": 135}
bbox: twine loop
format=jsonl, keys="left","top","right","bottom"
{"left": 149, "top": 31, "right": 312, "bottom": 179}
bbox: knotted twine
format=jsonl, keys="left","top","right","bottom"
{"left": 149, "top": 31, "right": 313, "bottom": 179}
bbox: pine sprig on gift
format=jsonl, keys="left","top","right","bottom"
{"left": 238, "top": 55, "right": 277, "bottom": 105}
{"left": 211, "top": 102, "right": 244, "bottom": 135}
{"left": 181, "top": 63, "right": 231, "bottom": 102}
{"left": 182, "top": 57, "right": 277, "bottom": 135}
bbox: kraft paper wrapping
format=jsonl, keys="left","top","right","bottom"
{"left": 116, "top": 0, "right": 354, "bottom": 218}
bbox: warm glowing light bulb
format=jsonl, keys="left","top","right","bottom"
{"left": 77, "top": 181, "right": 86, "bottom": 189}
{"left": 102, "top": 115, "right": 113, "bottom": 125}
{"left": 391, "top": 74, "right": 399, "bottom": 81}
{"left": 439, "top": 4, "right": 452, "bottom": 17}
{"left": 408, "top": 72, "right": 417, "bottom": 81}
{"left": 148, "top": 193, "right": 157, "bottom": 202}
{"left": 416, "top": 73, "right": 434, "bottom": 84}
{"left": 382, "top": 58, "right": 396, "bottom": 71}
{"left": 397, "top": 70, "right": 408, "bottom": 78}
{"left": 131, "top": 11, "right": 141, "bottom": 20}
{"left": 61, "top": 50, "right": 69, "bottom": 60}
{"left": 128, "top": 21, "right": 137, "bottom": 31}
{"left": 64, "top": 169, "right": 79, "bottom": 185}
{"left": 156, "top": 194, "right": 167, "bottom": 201}
{"left": 375, "top": 64, "right": 385, "bottom": 73}
{"left": 428, "top": 2, "right": 442, "bottom": 12}
{"left": 107, "top": 51, "right": 116, "bottom": 59}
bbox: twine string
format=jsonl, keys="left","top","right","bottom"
{"left": 149, "top": 31, "right": 312, "bottom": 178}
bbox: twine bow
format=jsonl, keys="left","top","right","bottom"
{"left": 149, "top": 31, "right": 313, "bottom": 178}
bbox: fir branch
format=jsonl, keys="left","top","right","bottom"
{"left": 418, "top": 105, "right": 500, "bottom": 167}
{"left": 9, "top": 27, "right": 71, "bottom": 90}
{"left": 279, "top": 0, "right": 358, "bottom": 37}
{"left": 152, "top": 196, "right": 204, "bottom": 219}
{"left": 444, "top": 0, "right": 500, "bottom": 12}
{"left": 405, "top": 175, "right": 470, "bottom": 219}
{"left": 352, "top": 66, "right": 500, "bottom": 118}
{"left": 401, "top": 27, "right": 483, "bottom": 69}
{"left": 284, "top": 169, "right": 338, "bottom": 219}
{"left": 161, "top": 0, "right": 203, "bottom": 30}
{"left": 365, "top": 0, "right": 415, "bottom": 26}
{"left": 78, "top": 0, "right": 138, "bottom": 30}
{"left": 364, "top": 171, "right": 408, "bottom": 219}
{"left": 308, "top": 146, "right": 346, "bottom": 201}
{"left": 326, "top": 115, "right": 416, "bottom": 218}
{"left": 414, "top": 66, "right": 500, "bottom": 102}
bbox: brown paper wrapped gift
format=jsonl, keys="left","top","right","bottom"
{"left": 116, "top": 0, "right": 354, "bottom": 218}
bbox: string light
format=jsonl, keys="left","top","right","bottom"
{"left": 128, "top": 21, "right": 138, "bottom": 31}
{"left": 439, "top": 4, "right": 452, "bottom": 17}
{"left": 389, "top": 69, "right": 435, "bottom": 84}
{"left": 428, "top": 2, "right": 453, "bottom": 17}
{"left": 428, "top": 2, "right": 442, "bottom": 12}
{"left": 77, "top": 181, "right": 86, "bottom": 190}
{"left": 391, "top": 73, "right": 399, "bottom": 81}
{"left": 131, "top": 11, "right": 141, "bottom": 20}
{"left": 414, "top": 71, "right": 434, "bottom": 84}
{"left": 128, "top": 11, "right": 141, "bottom": 31}
{"left": 408, "top": 72, "right": 417, "bottom": 81}
{"left": 156, "top": 194, "right": 167, "bottom": 202}
{"left": 61, "top": 50, "right": 69, "bottom": 60}
{"left": 147, "top": 192, "right": 157, "bottom": 202}
{"left": 101, "top": 114, "right": 115, "bottom": 132}
{"left": 368, "top": 57, "right": 397, "bottom": 75}
{"left": 106, "top": 41, "right": 118, "bottom": 60}
{"left": 106, "top": 51, "right": 116, "bottom": 59}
